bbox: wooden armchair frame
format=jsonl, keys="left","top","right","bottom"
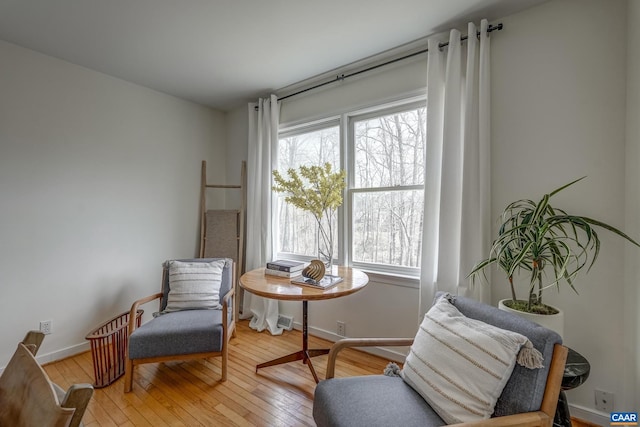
{"left": 124, "top": 263, "right": 236, "bottom": 392}
{"left": 1, "top": 334, "right": 93, "bottom": 427}
{"left": 325, "top": 338, "right": 568, "bottom": 427}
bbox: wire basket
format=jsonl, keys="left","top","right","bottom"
{"left": 85, "top": 309, "right": 143, "bottom": 388}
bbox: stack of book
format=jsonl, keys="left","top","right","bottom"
{"left": 265, "top": 259, "right": 305, "bottom": 278}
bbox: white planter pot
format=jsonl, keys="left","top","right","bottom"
{"left": 498, "top": 299, "right": 564, "bottom": 339}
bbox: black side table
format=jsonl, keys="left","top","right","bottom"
{"left": 554, "top": 348, "right": 591, "bottom": 427}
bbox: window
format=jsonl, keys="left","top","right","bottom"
{"left": 276, "top": 122, "right": 340, "bottom": 258}
{"left": 351, "top": 104, "right": 425, "bottom": 273}
{"left": 275, "top": 99, "right": 426, "bottom": 277}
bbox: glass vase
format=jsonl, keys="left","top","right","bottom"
{"left": 317, "top": 221, "right": 334, "bottom": 273}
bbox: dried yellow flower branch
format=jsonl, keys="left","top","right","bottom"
{"left": 272, "top": 163, "right": 347, "bottom": 264}
{"left": 272, "top": 163, "right": 346, "bottom": 218}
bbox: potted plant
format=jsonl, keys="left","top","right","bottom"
{"left": 272, "top": 163, "right": 347, "bottom": 269}
{"left": 469, "top": 177, "right": 639, "bottom": 336}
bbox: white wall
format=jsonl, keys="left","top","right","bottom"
{"left": 492, "top": 0, "right": 631, "bottom": 416}
{"left": 270, "top": 0, "right": 636, "bottom": 418}
{"left": 624, "top": 0, "right": 640, "bottom": 410}
{"left": 279, "top": 57, "right": 426, "bottom": 126}
{"left": 225, "top": 105, "right": 249, "bottom": 212}
{"left": 223, "top": 105, "right": 250, "bottom": 315}
{"left": 0, "top": 39, "right": 226, "bottom": 368}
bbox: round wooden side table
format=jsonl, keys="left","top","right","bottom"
{"left": 239, "top": 266, "right": 369, "bottom": 383}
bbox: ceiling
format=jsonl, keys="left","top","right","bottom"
{"left": 0, "top": 0, "right": 548, "bottom": 111}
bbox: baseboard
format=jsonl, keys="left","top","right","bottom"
{"left": 295, "top": 322, "right": 408, "bottom": 363}
{"left": 0, "top": 341, "right": 90, "bottom": 375}
{"left": 568, "top": 403, "right": 609, "bottom": 426}
{"left": 37, "top": 341, "right": 91, "bottom": 366}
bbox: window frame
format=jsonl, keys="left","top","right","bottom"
{"left": 345, "top": 99, "right": 426, "bottom": 278}
{"left": 274, "top": 96, "right": 426, "bottom": 284}
{"left": 275, "top": 117, "right": 342, "bottom": 264}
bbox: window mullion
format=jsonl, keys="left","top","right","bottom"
{"left": 342, "top": 112, "right": 351, "bottom": 267}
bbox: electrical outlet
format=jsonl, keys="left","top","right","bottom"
{"left": 39, "top": 320, "right": 52, "bottom": 335}
{"left": 337, "top": 321, "right": 346, "bottom": 336}
{"left": 594, "top": 389, "right": 614, "bottom": 412}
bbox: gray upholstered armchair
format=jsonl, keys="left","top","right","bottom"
{"left": 124, "top": 258, "right": 236, "bottom": 392}
{"left": 313, "top": 293, "right": 568, "bottom": 427}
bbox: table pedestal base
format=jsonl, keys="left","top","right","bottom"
{"left": 256, "top": 348, "right": 330, "bottom": 383}
{"left": 256, "top": 300, "right": 328, "bottom": 383}
{"left": 553, "top": 391, "right": 571, "bottom": 427}
{"left": 553, "top": 348, "right": 590, "bottom": 427}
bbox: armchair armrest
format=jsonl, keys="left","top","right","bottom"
{"left": 326, "top": 337, "right": 414, "bottom": 379}
{"left": 61, "top": 383, "right": 94, "bottom": 427}
{"left": 221, "top": 286, "right": 235, "bottom": 307}
{"left": 127, "top": 292, "right": 162, "bottom": 337}
{"left": 448, "top": 412, "right": 551, "bottom": 427}
{"left": 221, "top": 286, "right": 235, "bottom": 336}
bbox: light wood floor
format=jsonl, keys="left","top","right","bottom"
{"left": 44, "top": 320, "right": 390, "bottom": 427}
{"left": 44, "top": 320, "right": 596, "bottom": 427}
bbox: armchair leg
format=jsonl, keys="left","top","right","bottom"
{"left": 221, "top": 346, "right": 228, "bottom": 382}
{"left": 124, "top": 359, "right": 134, "bottom": 392}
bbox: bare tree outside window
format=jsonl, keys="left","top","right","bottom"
{"left": 277, "top": 126, "right": 340, "bottom": 258}
{"left": 352, "top": 107, "right": 426, "bottom": 268}
{"left": 275, "top": 101, "right": 426, "bottom": 275}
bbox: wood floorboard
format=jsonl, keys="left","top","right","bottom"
{"left": 43, "top": 320, "right": 390, "bottom": 426}
{"left": 42, "top": 320, "right": 592, "bottom": 426}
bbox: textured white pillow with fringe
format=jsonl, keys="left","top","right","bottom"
{"left": 163, "top": 259, "right": 225, "bottom": 313}
{"left": 401, "top": 295, "right": 543, "bottom": 424}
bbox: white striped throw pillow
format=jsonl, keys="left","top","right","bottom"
{"left": 163, "top": 259, "right": 225, "bottom": 313}
{"left": 401, "top": 295, "right": 542, "bottom": 424}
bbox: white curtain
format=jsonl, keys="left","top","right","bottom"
{"left": 419, "top": 20, "right": 492, "bottom": 317}
{"left": 244, "top": 94, "right": 283, "bottom": 335}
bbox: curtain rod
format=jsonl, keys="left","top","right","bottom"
{"left": 275, "top": 23, "right": 503, "bottom": 103}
